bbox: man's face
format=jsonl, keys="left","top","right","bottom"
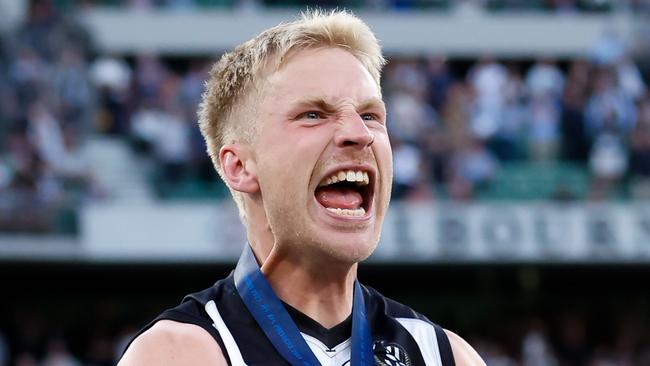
{"left": 252, "top": 47, "right": 392, "bottom": 263}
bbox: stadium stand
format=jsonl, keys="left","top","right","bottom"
{"left": 1, "top": 0, "right": 650, "bottom": 365}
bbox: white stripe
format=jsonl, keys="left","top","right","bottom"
{"left": 396, "top": 318, "right": 443, "bottom": 366}
{"left": 204, "top": 300, "right": 247, "bottom": 366}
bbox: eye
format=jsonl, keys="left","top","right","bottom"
{"left": 299, "top": 111, "right": 325, "bottom": 120}
{"left": 360, "top": 113, "right": 376, "bottom": 121}
{"left": 360, "top": 113, "right": 384, "bottom": 124}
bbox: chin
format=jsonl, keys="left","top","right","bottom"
{"left": 312, "top": 231, "right": 379, "bottom": 264}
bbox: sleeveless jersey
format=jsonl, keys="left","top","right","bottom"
{"left": 127, "top": 272, "right": 456, "bottom": 366}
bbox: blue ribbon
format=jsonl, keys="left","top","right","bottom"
{"left": 233, "top": 244, "right": 374, "bottom": 365}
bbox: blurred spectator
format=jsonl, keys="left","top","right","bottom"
{"left": 585, "top": 67, "right": 636, "bottom": 139}
{"left": 560, "top": 73, "right": 590, "bottom": 162}
{"left": 14, "top": 0, "right": 60, "bottom": 61}
{"left": 629, "top": 94, "right": 650, "bottom": 198}
{"left": 485, "top": 64, "right": 526, "bottom": 161}
{"left": 555, "top": 315, "right": 590, "bottom": 365}
{"left": 521, "top": 319, "right": 558, "bottom": 366}
{"left": 526, "top": 93, "right": 561, "bottom": 161}
{"left": 178, "top": 60, "right": 208, "bottom": 121}
{"left": 616, "top": 56, "right": 646, "bottom": 102}
{"left": 133, "top": 53, "right": 169, "bottom": 105}
{"left": 391, "top": 138, "right": 423, "bottom": 200}
{"left": 90, "top": 54, "right": 132, "bottom": 134}
{"left": 13, "top": 353, "right": 38, "bottom": 366}
{"left": 51, "top": 46, "right": 93, "bottom": 135}
{"left": 153, "top": 106, "right": 192, "bottom": 184}
{"left": 591, "top": 29, "right": 626, "bottom": 66}
{"left": 41, "top": 338, "right": 81, "bottom": 366}
{"left": 589, "top": 132, "right": 628, "bottom": 199}
{"left": 525, "top": 58, "right": 564, "bottom": 100}
{"left": 467, "top": 56, "right": 507, "bottom": 140}
{"left": 113, "top": 326, "right": 137, "bottom": 363}
{"left": 0, "top": 330, "right": 7, "bottom": 366}
{"left": 85, "top": 333, "right": 116, "bottom": 366}
{"left": 8, "top": 46, "right": 50, "bottom": 116}
{"left": 386, "top": 59, "right": 436, "bottom": 143}
{"left": 426, "top": 56, "right": 454, "bottom": 112}
{"left": 449, "top": 137, "right": 498, "bottom": 200}
{"left": 479, "top": 344, "right": 518, "bottom": 366}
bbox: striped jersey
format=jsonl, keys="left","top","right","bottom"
{"left": 127, "top": 273, "right": 456, "bottom": 366}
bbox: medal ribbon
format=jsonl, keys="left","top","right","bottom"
{"left": 233, "top": 244, "right": 374, "bottom": 365}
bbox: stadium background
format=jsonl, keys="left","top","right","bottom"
{"left": 1, "top": 0, "right": 650, "bottom": 365}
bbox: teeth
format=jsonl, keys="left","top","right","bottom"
{"left": 326, "top": 207, "right": 366, "bottom": 217}
{"left": 319, "top": 169, "right": 371, "bottom": 187}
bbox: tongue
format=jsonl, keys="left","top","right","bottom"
{"left": 315, "top": 186, "right": 363, "bottom": 210}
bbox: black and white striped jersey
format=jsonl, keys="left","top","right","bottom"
{"left": 127, "top": 273, "right": 456, "bottom": 366}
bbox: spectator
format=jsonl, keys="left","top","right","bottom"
{"left": 526, "top": 92, "right": 561, "bottom": 161}
{"left": 467, "top": 56, "right": 508, "bottom": 140}
{"left": 491, "top": 64, "right": 526, "bottom": 161}
{"left": 560, "top": 79, "right": 590, "bottom": 162}
{"left": 521, "top": 319, "right": 558, "bottom": 366}
{"left": 133, "top": 53, "right": 168, "bottom": 106}
{"left": 41, "top": 338, "right": 81, "bottom": 366}
{"left": 14, "top": 0, "right": 60, "bottom": 61}
{"left": 555, "top": 315, "right": 590, "bottom": 365}
{"left": 89, "top": 54, "right": 132, "bottom": 134}
{"left": 589, "top": 132, "right": 628, "bottom": 199}
{"left": 426, "top": 56, "right": 454, "bottom": 112}
{"left": 391, "top": 137, "right": 423, "bottom": 200}
{"left": 615, "top": 55, "right": 646, "bottom": 102}
{"left": 13, "top": 353, "right": 38, "bottom": 366}
{"left": 152, "top": 105, "right": 192, "bottom": 184}
{"left": 585, "top": 67, "right": 636, "bottom": 139}
{"left": 449, "top": 137, "right": 498, "bottom": 200}
{"left": 525, "top": 58, "right": 564, "bottom": 99}
{"left": 0, "top": 330, "right": 7, "bottom": 366}
{"left": 629, "top": 94, "right": 650, "bottom": 198}
{"left": 386, "top": 59, "right": 436, "bottom": 143}
{"left": 51, "top": 45, "right": 93, "bottom": 134}
{"left": 8, "top": 46, "right": 50, "bottom": 115}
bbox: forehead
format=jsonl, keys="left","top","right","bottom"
{"left": 262, "top": 47, "right": 381, "bottom": 106}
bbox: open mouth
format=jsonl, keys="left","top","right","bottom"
{"left": 314, "top": 169, "right": 374, "bottom": 218}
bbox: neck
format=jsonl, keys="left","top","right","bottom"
{"left": 261, "top": 251, "right": 357, "bottom": 329}
{"left": 244, "top": 201, "right": 357, "bottom": 329}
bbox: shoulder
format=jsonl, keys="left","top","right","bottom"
{"left": 444, "top": 329, "right": 486, "bottom": 366}
{"left": 117, "top": 320, "right": 228, "bottom": 366}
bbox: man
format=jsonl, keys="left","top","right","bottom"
{"left": 119, "top": 10, "right": 485, "bottom": 366}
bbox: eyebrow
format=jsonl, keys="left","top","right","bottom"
{"left": 291, "top": 97, "right": 385, "bottom": 114}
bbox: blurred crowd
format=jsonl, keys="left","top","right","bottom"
{"left": 100, "top": 33, "right": 650, "bottom": 202}
{"left": 67, "top": 0, "right": 650, "bottom": 12}
{"left": 383, "top": 43, "right": 650, "bottom": 201}
{"left": 2, "top": 0, "right": 650, "bottom": 235}
{"left": 0, "top": 0, "right": 100, "bottom": 234}
{"left": 473, "top": 313, "right": 650, "bottom": 366}
{"left": 0, "top": 310, "right": 648, "bottom": 365}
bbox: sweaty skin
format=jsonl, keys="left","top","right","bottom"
{"left": 118, "top": 47, "right": 486, "bottom": 366}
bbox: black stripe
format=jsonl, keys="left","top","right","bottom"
{"left": 433, "top": 324, "right": 455, "bottom": 366}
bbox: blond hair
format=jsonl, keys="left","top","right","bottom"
{"left": 198, "top": 9, "right": 385, "bottom": 222}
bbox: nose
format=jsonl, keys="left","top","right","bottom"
{"left": 334, "top": 113, "right": 375, "bottom": 149}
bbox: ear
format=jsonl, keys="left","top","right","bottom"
{"left": 219, "top": 144, "right": 259, "bottom": 194}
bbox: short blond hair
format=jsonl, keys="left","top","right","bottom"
{"left": 198, "top": 9, "right": 385, "bottom": 221}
